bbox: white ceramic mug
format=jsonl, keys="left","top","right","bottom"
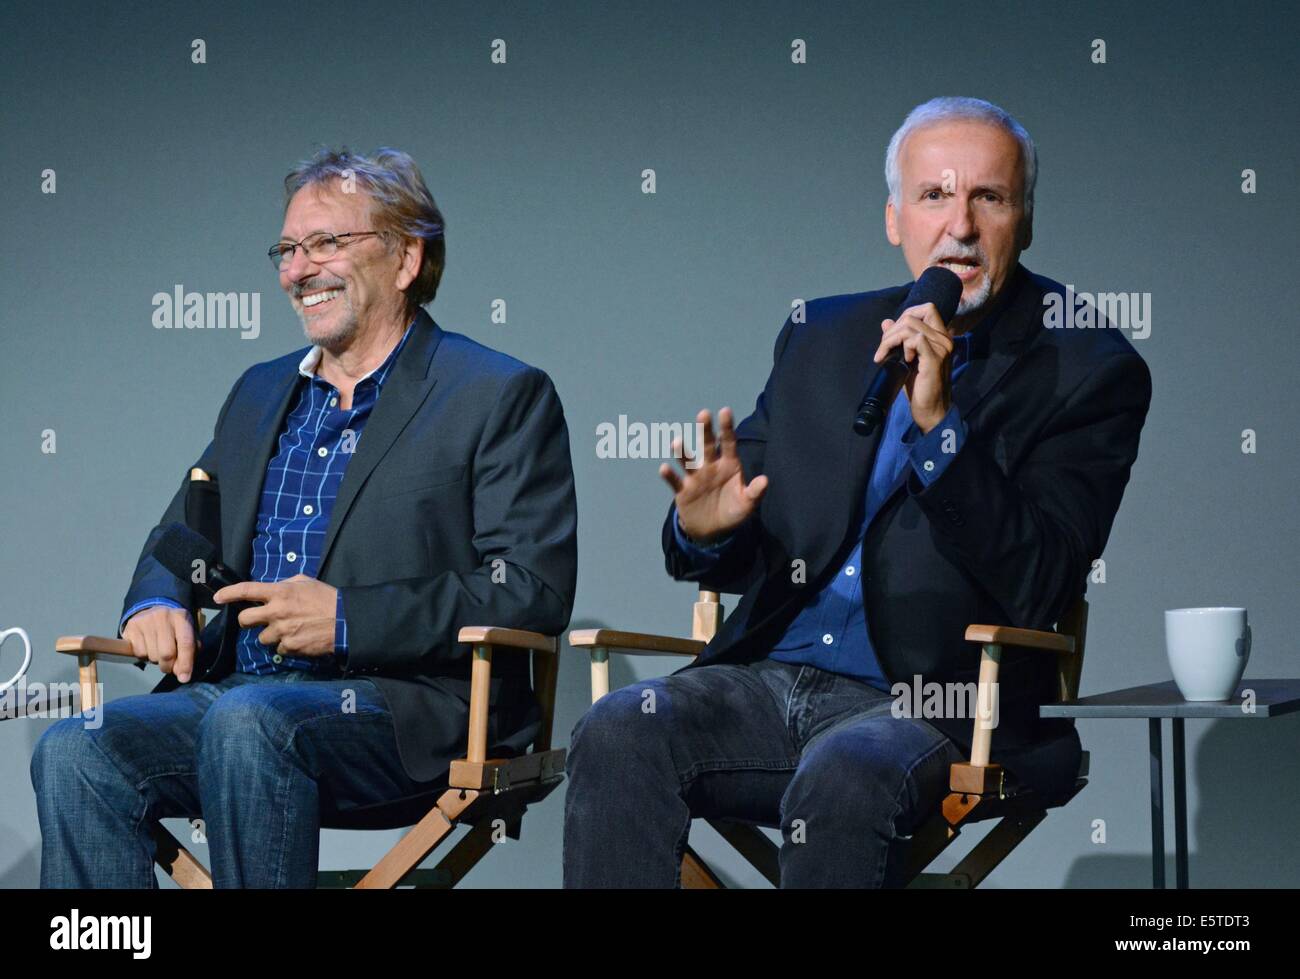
{"left": 0, "top": 627, "right": 32, "bottom": 695}
{"left": 1165, "top": 607, "right": 1250, "bottom": 702}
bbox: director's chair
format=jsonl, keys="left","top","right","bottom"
{"left": 569, "top": 587, "right": 1090, "bottom": 888}
{"left": 53, "top": 623, "right": 565, "bottom": 888}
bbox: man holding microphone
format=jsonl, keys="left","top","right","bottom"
{"left": 563, "top": 96, "right": 1151, "bottom": 887}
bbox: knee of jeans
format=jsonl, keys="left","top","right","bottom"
{"left": 785, "top": 735, "right": 905, "bottom": 824}
{"left": 195, "top": 683, "right": 289, "bottom": 763}
{"left": 566, "top": 685, "right": 661, "bottom": 775}
{"left": 31, "top": 715, "right": 97, "bottom": 791}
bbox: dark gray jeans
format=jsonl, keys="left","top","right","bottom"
{"left": 563, "top": 657, "right": 965, "bottom": 887}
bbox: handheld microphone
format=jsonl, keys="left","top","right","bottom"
{"left": 852, "top": 266, "right": 964, "bottom": 436}
{"left": 155, "top": 522, "right": 248, "bottom": 609}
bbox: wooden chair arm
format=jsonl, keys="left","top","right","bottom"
{"left": 567, "top": 629, "right": 705, "bottom": 657}
{"left": 952, "top": 622, "right": 1074, "bottom": 796}
{"left": 567, "top": 629, "right": 706, "bottom": 705}
{"left": 964, "top": 624, "right": 1074, "bottom": 654}
{"left": 55, "top": 635, "right": 147, "bottom": 668}
{"left": 456, "top": 627, "right": 556, "bottom": 653}
{"left": 456, "top": 628, "right": 559, "bottom": 768}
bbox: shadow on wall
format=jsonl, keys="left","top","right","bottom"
{"left": 1063, "top": 710, "right": 1300, "bottom": 888}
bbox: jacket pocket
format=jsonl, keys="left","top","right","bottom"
{"left": 375, "top": 463, "right": 468, "bottom": 499}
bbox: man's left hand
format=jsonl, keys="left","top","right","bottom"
{"left": 213, "top": 575, "right": 338, "bottom": 657}
{"left": 873, "top": 301, "right": 955, "bottom": 435}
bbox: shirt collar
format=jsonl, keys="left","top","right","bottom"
{"left": 297, "top": 317, "right": 416, "bottom": 389}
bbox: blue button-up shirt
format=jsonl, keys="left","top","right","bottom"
{"left": 673, "top": 327, "right": 982, "bottom": 691}
{"left": 121, "top": 320, "right": 415, "bottom": 675}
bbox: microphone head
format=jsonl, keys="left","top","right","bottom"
{"left": 909, "top": 265, "right": 965, "bottom": 323}
{"left": 155, "top": 522, "right": 220, "bottom": 584}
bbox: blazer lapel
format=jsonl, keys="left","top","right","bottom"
{"left": 221, "top": 310, "right": 445, "bottom": 578}
{"left": 948, "top": 263, "right": 1040, "bottom": 423}
{"left": 785, "top": 316, "right": 890, "bottom": 576}
{"left": 316, "top": 311, "right": 443, "bottom": 572}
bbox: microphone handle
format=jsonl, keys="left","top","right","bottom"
{"left": 196, "top": 563, "right": 253, "bottom": 611}
{"left": 853, "top": 349, "right": 913, "bottom": 436}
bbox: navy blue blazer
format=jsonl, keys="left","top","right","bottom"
{"left": 120, "top": 309, "right": 578, "bottom": 783}
{"left": 663, "top": 263, "right": 1152, "bottom": 798}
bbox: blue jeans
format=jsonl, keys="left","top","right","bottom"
{"left": 31, "top": 668, "right": 445, "bottom": 888}
{"left": 563, "top": 657, "right": 966, "bottom": 887}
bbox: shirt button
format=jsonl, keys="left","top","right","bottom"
{"left": 302, "top": 504, "right": 313, "bottom": 515}
{"left": 272, "top": 654, "right": 283, "bottom": 664}
{"left": 821, "top": 634, "right": 833, "bottom": 645}
{"left": 329, "top": 397, "right": 338, "bottom": 407}
{"left": 845, "top": 566, "right": 856, "bottom": 576}
{"left": 923, "top": 460, "right": 936, "bottom": 472}
{"left": 317, "top": 446, "right": 329, "bottom": 458}
{"left": 286, "top": 552, "right": 297, "bottom": 562}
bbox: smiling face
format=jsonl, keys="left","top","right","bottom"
{"left": 277, "top": 180, "right": 417, "bottom": 350}
{"left": 885, "top": 119, "right": 1031, "bottom": 326}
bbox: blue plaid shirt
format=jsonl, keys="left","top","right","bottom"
{"left": 673, "top": 328, "right": 983, "bottom": 690}
{"left": 122, "top": 320, "right": 415, "bottom": 675}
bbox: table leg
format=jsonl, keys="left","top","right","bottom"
{"left": 1172, "top": 717, "right": 1188, "bottom": 888}
{"left": 1149, "top": 718, "right": 1164, "bottom": 888}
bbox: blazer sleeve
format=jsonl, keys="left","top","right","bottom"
{"left": 662, "top": 313, "right": 796, "bottom": 595}
{"left": 117, "top": 370, "right": 247, "bottom": 635}
{"left": 907, "top": 348, "right": 1153, "bottom": 630}
{"left": 339, "top": 366, "right": 578, "bottom": 676}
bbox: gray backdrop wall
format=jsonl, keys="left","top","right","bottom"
{"left": 2, "top": 0, "right": 1296, "bottom": 888}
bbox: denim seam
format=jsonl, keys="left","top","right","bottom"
{"left": 677, "top": 757, "right": 800, "bottom": 784}
{"left": 82, "top": 732, "right": 194, "bottom": 886}
{"left": 280, "top": 708, "right": 392, "bottom": 778}
{"left": 785, "top": 666, "right": 807, "bottom": 742}
{"left": 273, "top": 708, "right": 397, "bottom": 886}
{"left": 270, "top": 711, "right": 367, "bottom": 888}
{"left": 268, "top": 749, "right": 297, "bottom": 888}
{"left": 670, "top": 799, "right": 693, "bottom": 888}
{"left": 674, "top": 759, "right": 796, "bottom": 887}
{"left": 873, "top": 736, "right": 957, "bottom": 886}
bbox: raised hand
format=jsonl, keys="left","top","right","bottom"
{"left": 658, "top": 407, "right": 767, "bottom": 544}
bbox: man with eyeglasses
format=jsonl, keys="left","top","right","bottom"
{"left": 31, "top": 147, "right": 578, "bottom": 888}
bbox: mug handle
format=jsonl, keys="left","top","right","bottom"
{"left": 0, "top": 627, "right": 32, "bottom": 694}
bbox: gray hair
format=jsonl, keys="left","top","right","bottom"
{"left": 885, "top": 97, "right": 1037, "bottom": 227}
{"left": 283, "top": 147, "right": 446, "bottom": 310}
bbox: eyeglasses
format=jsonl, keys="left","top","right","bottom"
{"left": 267, "top": 231, "right": 385, "bottom": 270}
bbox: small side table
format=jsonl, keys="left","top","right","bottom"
{"left": 1041, "top": 678, "right": 1300, "bottom": 888}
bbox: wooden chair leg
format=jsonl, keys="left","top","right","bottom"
{"left": 680, "top": 845, "right": 725, "bottom": 888}
{"left": 354, "top": 789, "right": 475, "bottom": 889}
{"left": 423, "top": 819, "right": 499, "bottom": 888}
{"left": 151, "top": 822, "right": 213, "bottom": 889}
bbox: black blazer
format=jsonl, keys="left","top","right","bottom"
{"left": 663, "top": 263, "right": 1152, "bottom": 798}
{"left": 120, "top": 310, "right": 578, "bottom": 783}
